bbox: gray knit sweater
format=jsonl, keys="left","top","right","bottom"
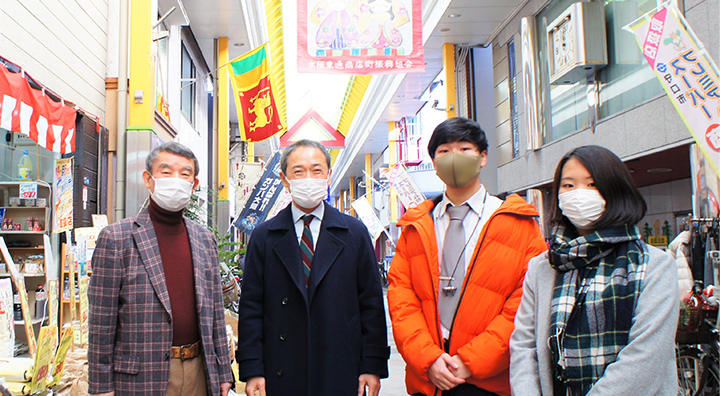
{"left": 510, "top": 245, "right": 679, "bottom": 395}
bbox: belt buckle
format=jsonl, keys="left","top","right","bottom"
{"left": 179, "top": 344, "right": 192, "bottom": 361}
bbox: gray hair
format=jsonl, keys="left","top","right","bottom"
{"left": 145, "top": 141, "right": 200, "bottom": 177}
{"left": 280, "top": 139, "right": 331, "bottom": 174}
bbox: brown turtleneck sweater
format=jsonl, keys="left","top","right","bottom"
{"left": 148, "top": 198, "right": 199, "bottom": 346}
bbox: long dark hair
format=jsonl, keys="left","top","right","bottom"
{"left": 549, "top": 145, "right": 646, "bottom": 231}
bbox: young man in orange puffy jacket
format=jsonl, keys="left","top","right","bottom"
{"left": 387, "top": 117, "right": 546, "bottom": 396}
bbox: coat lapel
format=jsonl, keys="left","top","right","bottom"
{"left": 308, "top": 204, "right": 346, "bottom": 302}
{"left": 185, "top": 219, "right": 206, "bottom": 313}
{"left": 132, "top": 211, "right": 172, "bottom": 315}
{"left": 270, "top": 206, "right": 308, "bottom": 299}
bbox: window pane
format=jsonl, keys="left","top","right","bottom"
{"left": 598, "top": 0, "right": 664, "bottom": 118}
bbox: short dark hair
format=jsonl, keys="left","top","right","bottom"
{"left": 145, "top": 141, "right": 200, "bottom": 177}
{"left": 549, "top": 145, "right": 646, "bottom": 230}
{"left": 427, "top": 117, "right": 488, "bottom": 159}
{"left": 280, "top": 139, "right": 332, "bottom": 174}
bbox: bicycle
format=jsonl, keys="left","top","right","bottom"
{"left": 378, "top": 260, "right": 388, "bottom": 288}
{"left": 677, "top": 317, "right": 719, "bottom": 396}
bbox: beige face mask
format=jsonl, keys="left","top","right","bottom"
{"left": 434, "top": 152, "right": 482, "bottom": 188}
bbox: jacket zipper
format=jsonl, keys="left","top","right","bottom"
{"left": 445, "top": 211, "right": 538, "bottom": 354}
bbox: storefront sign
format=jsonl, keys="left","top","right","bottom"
{"left": 53, "top": 158, "right": 73, "bottom": 233}
{"left": 628, "top": 4, "right": 720, "bottom": 177}
{"left": 19, "top": 182, "right": 37, "bottom": 199}
{"left": 297, "top": 0, "right": 425, "bottom": 75}
{"left": 0, "top": 59, "right": 77, "bottom": 153}
{"left": 351, "top": 195, "right": 384, "bottom": 242}
{"left": 385, "top": 164, "right": 425, "bottom": 209}
{"left": 233, "top": 152, "right": 284, "bottom": 234}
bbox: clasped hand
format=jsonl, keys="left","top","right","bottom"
{"left": 428, "top": 353, "right": 472, "bottom": 391}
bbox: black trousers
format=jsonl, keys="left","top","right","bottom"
{"left": 413, "top": 384, "right": 499, "bottom": 396}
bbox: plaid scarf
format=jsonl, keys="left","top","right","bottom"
{"left": 548, "top": 225, "right": 648, "bottom": 396}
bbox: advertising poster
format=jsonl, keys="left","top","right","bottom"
{"left": 297, "top": 0, "right": 425, "bottom": 75}
{"left": 385, "top": 164, "right": 425, "bottom": 209}
{"left": 267, "top": 188, "right": 292, "bottom": 220}
{"left": 0, "top": 279, "right": 14, "bottom": 358}
{"left": 628, "top": 4, "right": 720, "bottom": 177}
{"left": 53, "top": 158, "right": 74, "bottom": 233}
{"left": 351, "top": 196, "right": 384, "bottom": 242}
{"left": 234, "top": 162, "right": 264, "bottom": 217}
{"left": 29, "top": 325, "right": 57, "bottom": 393}
{"left": 47, "top": 326, "right": 74, "bottom": 388}
{"left": 47, "top": 279, "right": 58, "bottom": 340}
{"left": 0, "top": 237, "right": 36, "bottom": 356}
{"left": 691, "top": 143, "right": 720, "bottom": 218}
{"left": 233, "top": 152, "right": 284, "bottom": 234}
{"left": 78, "top": 277, "right": 90, "bottom": 346}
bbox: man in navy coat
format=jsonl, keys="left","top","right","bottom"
{"left": 237, "top": 139, "right": 390, "bottom": 396}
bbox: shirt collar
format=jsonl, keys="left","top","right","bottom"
{"left": 291, "top": 202, "right": 325, "bottom": 225}
{"left": 435, "top": 185, "right": 487, "bottom": 220}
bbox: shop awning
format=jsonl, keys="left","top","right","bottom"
{"left": 0, "top": 57, "right": 78, "bottom": 154}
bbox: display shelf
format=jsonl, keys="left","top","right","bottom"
{"left": 14, "top": 318, "right": 45, "bottom": 325}
{"left": 0, "top": 231, "right": 47, "bottom": 235}
{"left": 0, "top": 206, "right": 49, "bottom": 210}
{"left": 0, "top": 273, "right": 45, "bottom": 278}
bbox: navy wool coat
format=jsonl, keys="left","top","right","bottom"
{"left": 88, "top": 210, "right": 233, "bottom": 395}
{"left": 236, "top": 203, "right": 390, "bottom": 395}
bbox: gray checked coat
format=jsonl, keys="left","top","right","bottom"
{"left": 88, "top": 210, "right": 233, "bottom": 395}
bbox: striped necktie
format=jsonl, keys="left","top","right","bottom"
{"left": 300, "top": 214, "right": 314, "bottom": 286}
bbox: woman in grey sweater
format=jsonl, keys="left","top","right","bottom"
{"left": 510, "top": 146, "right": 679, "bottom": 395}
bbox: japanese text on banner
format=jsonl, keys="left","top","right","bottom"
{"left": 385, "top": 164, "right": 425, "bottom": 209}
{"left": 297, "top": 0, "right": 425, "bottom": 75}
{"left": 628, "top": 4, "right": 720, "bottom": 177}
{"left": 233, "top": 152, "right": 285, "bottom": 234}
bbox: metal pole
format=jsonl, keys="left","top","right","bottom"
{"left": 115, "top": 0, "right": 129, "bottom": 221}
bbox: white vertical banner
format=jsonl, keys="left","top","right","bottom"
{"left": 351, "top": 196, "right": 385, "bottom": 242}
{"left": 385, "top": 164, "right": 425, "bottom": 209}
{"left": 627, "top": 4, "right": 720, "bottom": 177}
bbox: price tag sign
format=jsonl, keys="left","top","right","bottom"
{"left": 19, "top": 182, "right": 38, "bottom": 199}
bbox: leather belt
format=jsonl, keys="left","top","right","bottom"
{"left": 170, "top": 340, "right": 201, "bottom": 361}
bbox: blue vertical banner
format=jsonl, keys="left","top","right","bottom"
{"left": 233, "top": 152, "right": 284, "bottom": 234}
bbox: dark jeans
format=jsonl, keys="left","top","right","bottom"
{"left": 413, "top": 384, "right": 499, "bottom": 396}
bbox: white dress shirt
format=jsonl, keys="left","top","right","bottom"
{"left": 291, "top": 203, "right": 324, "bottom": 249}
{"left": 434, "top": 186, "right": 503, "bottom": 337}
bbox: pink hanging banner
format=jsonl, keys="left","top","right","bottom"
{"left": 0, "top": 60, "right": 77, "bottom": 153}
{"left": 297, "top": 0, "right": 425, "bottom": 75}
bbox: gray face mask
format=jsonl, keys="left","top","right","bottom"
{"left": 434, "top": 153, "right": 482, "bottom": 189}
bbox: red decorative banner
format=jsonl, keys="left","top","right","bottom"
{"left": 0, "top": 62, "right": 77, "bottom": 153}
{"left": 298, "top": 0, "right": 425, "bottom": 75}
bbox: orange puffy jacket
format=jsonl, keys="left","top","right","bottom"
{"left": 388, "top": 194, "right": 547, "bottom": 396}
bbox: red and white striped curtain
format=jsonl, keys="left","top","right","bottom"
{"left": 0, "top": 61, "right": 77, "bottom": 153}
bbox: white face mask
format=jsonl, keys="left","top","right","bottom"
{"left": 150, "top": 176, "right": 194, "bottom": 212}
{"left": 558, "top": 188, "right": 606, "bottom": 230}
{"left": 288, "top": 177, "right": 328, "bottom": 209}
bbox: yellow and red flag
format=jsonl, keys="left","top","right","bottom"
{"left": 229, "top": 44, "right": 285, "bottom": 142}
